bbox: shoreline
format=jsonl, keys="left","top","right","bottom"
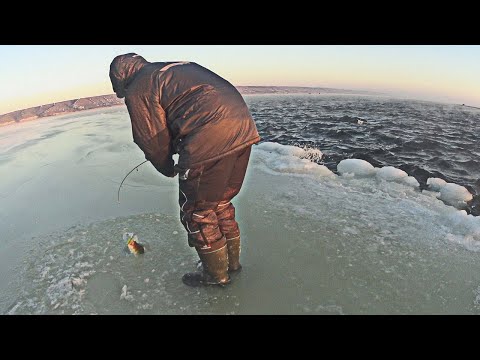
{"left": 0, "top": 94, "right": 125, "bottom": 128}
{"left": 0, "top": 105, "right": 121, "bottom": 128}
{"left": 0, "top": 104, "right": 126, "bottom": 129}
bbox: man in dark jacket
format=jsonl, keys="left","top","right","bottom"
{"left": 109, "top": 53, "right": 260, "bottom": 287}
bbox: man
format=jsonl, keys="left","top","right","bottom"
{"left": 109, "top": 53, "right": 260, "bottom": 287}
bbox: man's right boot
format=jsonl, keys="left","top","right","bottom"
{"left": 215, "top": 200, "right": 243, "bottom": 273}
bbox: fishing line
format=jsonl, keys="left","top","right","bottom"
{"left": 117, "top": 160, "right": 148, "bottom": 203}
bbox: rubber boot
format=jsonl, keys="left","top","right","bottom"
{"left": 182, "top": 244, "right": 231, "bottom": 287}
{"left": 215, "top": 201, "right": 242, "bottom": 273}
{"left": 196, "top": 236, "right": 242, "bottom": 273}
{"left": 226, "top": 235, "right": 242, "bottom": 272}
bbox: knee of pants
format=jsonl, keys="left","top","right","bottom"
{"left": 182, "top": 208, "right": 224, "bottom": 248}
{"left": 215, "top": 202, "right": 240, "bottom": 238}
{"left": 179, "top": 199, "right": 218, "bottom": 236}
{"left": 187, "top": 233, "right": 226, "bottom": 252}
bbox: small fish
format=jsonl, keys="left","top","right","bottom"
{"left": 123, "top": 233, "right": 145, "bottom": 256}
{"left": 127, "top": 237, "right": 145, "bottom": 255}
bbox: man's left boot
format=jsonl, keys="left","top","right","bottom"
{"left": 182, "top": 243, "right": 231, "bottom": 287}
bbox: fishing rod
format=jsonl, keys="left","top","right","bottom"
{"left": 117, "top": 160, "right": 149, "bottom": 203}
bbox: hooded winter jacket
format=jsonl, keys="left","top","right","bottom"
{"left": 109, "top": 53, "right": 260, "bottom": 177}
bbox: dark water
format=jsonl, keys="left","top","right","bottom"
{"left": 245, "top": 94, "right": 480, "bottom": 215}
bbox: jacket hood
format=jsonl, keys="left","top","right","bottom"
{"left": 109, "top": 53, "right": 149, "bottom": 98}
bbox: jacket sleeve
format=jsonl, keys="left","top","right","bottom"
{"left": 125, "top": 96, "right": 176, "bottom": 178}
{"left": 142, "top": 128, "right": 176, "bottom": 177}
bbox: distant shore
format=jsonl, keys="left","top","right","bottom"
{"left": 0, "top": 94, "right": 124, "bottom": 127}
{"left": 0, "top": 86, "right": 379, "bottom": 127}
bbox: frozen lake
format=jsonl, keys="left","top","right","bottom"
{"left": 2, "top": 105, "right": 480, "bottom": 314}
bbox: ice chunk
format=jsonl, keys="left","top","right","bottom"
{"left": 255, "top": 142, "right": 333, "bottom": 177}
{"left": 376, "top": 166, "right": 408, "bottom": 182}
{"left": 426, "top": 178, "right": 447, "bottom": 191}
{"left": 402, "top": 176, "right": 420, "bottom": 188}
{"left": 337, "top": 159, "right": 376, "bottom": 177}
{"left": 120, "top": 285, "right": 134, "bottom": 301}
{"left": 438, "top": 183, "right": 473, "bottom": 208}
{"left": 256, "top": 142, "right": 306, "bottom": 157}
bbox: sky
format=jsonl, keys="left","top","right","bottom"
{"left": 1, "top": 45, "right": 480, "bottom": 114}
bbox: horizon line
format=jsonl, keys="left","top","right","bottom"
{"left": 0, "top": 85, "right": 384, "bottom": 116}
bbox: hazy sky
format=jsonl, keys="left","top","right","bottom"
{"left": 1, "top": 45, "right": 479, "bottom": 114}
